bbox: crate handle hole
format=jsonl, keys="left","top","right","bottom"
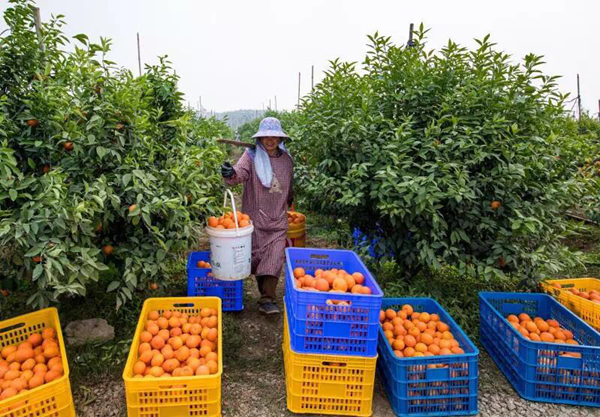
{"left": 172, "top": 303, "right": 194, "bottom": 308}
{"left": 326, "top": 299, "right": 352, "bottom": 306}
{"left": 0, "top": 322, "right": 25, "bottom": 335}
{"left": 309, "top": 254, "right": 330, "bottom": 260}
{"left": 322, "top": 361, "right": 347, "bottom": 367}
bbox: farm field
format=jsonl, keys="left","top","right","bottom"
{"left": 2, "top": 1, "right": 600, "bottom": 416}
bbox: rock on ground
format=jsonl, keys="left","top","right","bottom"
{"left": 65, "top": 318, "right": 114, "bottom": 346}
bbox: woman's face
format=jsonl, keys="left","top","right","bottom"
{"left": 260, "top": 136, "right": 280, "bottom": 152}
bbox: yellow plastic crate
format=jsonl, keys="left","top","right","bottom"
{"left": 122, "top": 297, "right": 222, "bottom": 417}
{"left": 0, "top": 308, "right": 75, "bottom": 417}
{"left": 541, "top": 277, "right": 600, "bottom": 331}
{"left": 283, "top": 307, "right": 376, "bottom": 416}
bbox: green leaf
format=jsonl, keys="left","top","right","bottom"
{"left": 9, "top": 189, "right": 17, "bottom": 201}
{"left": 107, "top": 281, "right": 120, "bottom": 292}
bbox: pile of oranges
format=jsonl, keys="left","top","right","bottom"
{"left": 0, "top": 328, "right": 64, "bottom": 400}
{"left": 287, "top": 212, "right": 305, "bottom": 225}
{"left": 196, "top": 260, "right": 211, "bottom": 268}
{"left": 551, "top": 282, "right": 600, "bottom": 304}
{"left": 380, "top": 304, "right": 465, "bottom": 359}
{"left": 207, "top": 212, "right": 251, "bottom": 230}
{"left": 293, "top": 267, "right": 372, "bottom": 295}
{"left": 506, "top": 313, "right": 581, "bottom": 354}
{"left": 132, "top": 309, "right": 219, "bottom": 378}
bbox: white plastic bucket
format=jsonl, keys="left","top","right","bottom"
{"left": 206, "top": 190, "right": 254, "bottom": 281}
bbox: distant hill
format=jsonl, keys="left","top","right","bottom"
{"left": 214, "top": 109, "right": 264, "bottom": 132}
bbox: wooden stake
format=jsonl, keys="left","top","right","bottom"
{"left": 311, "top": 65, "right": 314, "bottom": 91}
{"left": 297, "top": 72, "right": 301, "bottom": 109}
{"left": 137, "top": 33, "right": 142, "bottom": 76}
{"left": 577, "top": 74, "right": 582, "bottom": 122}
{"left": 275, "top": 95, "right": 278, "bottom": 111}
{"left": 598, "top": 99, "right": 600, "bottom": 122}
{"left": 407, "top": 23, "right": 415, "bottom": 48}
{"left": 32, "top": 7, "right": 45, "bottom": 53}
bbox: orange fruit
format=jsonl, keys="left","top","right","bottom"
{"left": 332, "top": 278, "right": 348, "bottom": 292}
{"left": 2, "top": 346, "right": 16, "bottom": 359}
{"left": 157, "top": 317, "right": 169, "bottom": 329}
{"left": 540, "top": 332, "right": 555, "bottom": 342}
{"left": 133, "top": 361, "right": 146, "bottom": 375}
{"left": 403, "top": 347, "right": 416, "bottom": 357}
{"left": 149, "top": 366, "right": 165, "bottom": 377}
{"left": 169, "top": 337, "right": 184, "bottom": 350}
{"left": 518, "top": 313, "right": 531, "bottom": 322}
{"left": 547, "top": 319, "right": 559, "bottom": 328}
{"left": 151, "top": 354, "right": 165, "bottom": 367}
{"left": 151, "top": 336, "right": 165, "bottom": 350}
{"left": 441, "top": 331, "right": 453, "bottom": 340}
{"left": 28, "top": 374, "right": 44, "bottom": 389}
{"left": 554, "top": 331, "right": 567, "bottom": 341}
{"left": 392, "top": 339, "right": 405, "bottom": 351}
{"left": 162, "top": 359, "right": 180, "bottom": 373}
{"left": 42, "top": 328, "right": 56, "bottom": 340}
{"left": 21, "top": 358, "right": 36, "bottom": 371}
{"left": 352, "top": 272, "right": 365, "bottom": 284}
{"left": 168, "top": 317, "right": 181, "bottom": 328}
{"left": 420, "top": 333, "right": 434, "bottom": 346}
{"left": 525, "top": 322, "right": 538, "bottom": 333}
{"left": 402, "top": 305, "right": 414, "bottom": 315}
{"left": 428, "top": 344, "right": 441, "bottom": 355}
{"left": 415, "top": 343, "right": 427, "bottom": 353}
{"left": 207, "top": 316, "right": 218, "bottom": 329}
{"left": 440, "top": 347, "right": 452, "bottom": 356}
{"left": 207, "top": 360, "right": 218, "bottom": 374}
{"left": 529, "top": 333, "right": 541, "bottom": 342}
{"left": 44, "top": 370, "right": 61, "bottom": 383}
{"left": 196, "top": 365, "right": 210, "bottom": 375}
{"left": 419, "top": 312, "right": 431, "bottom": 323}
{"left": 42, "top": 346, "right": 59, "bottom": 359}
{"left": 315, "top": 279, "right": 330, "bottom": 292}
{"left": 385, "top": 309, "right": 397, "bottom": 320}
{"left": 28, "top": 334, "right": 43, "bottom": 348}
{"left": 437, "top": 322, "right": 449, "bottom": 332}
{"left": 404, "top": 335, "right": 417, "bottom": 348}
{"left": 293, "top": 268, "right": 306, "bottom": 279}
{"left": 140, "top": 331, "right": 153, "bottom": 343}
{"left": 451, "top": 347, "right": 464, "bottom": 354}
{"left": 207, "top": 328, "right": 218, "bottom": 342}
{"left": 208, "top": 217, "right": 219, "bottom": 227}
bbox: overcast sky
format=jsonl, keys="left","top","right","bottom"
{"left": 4, "top": 0, "right": 599, "bottom": 115}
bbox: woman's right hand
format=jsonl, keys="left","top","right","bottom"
{"left": 221, "top": 162, "right": 234, "bottom": 178}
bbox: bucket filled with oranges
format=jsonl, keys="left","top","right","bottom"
{"left": 286, "top": 210, "right": 306, "bottom": 248}
{"left": 205, "top": 190, "right": 253, "bottom": 281}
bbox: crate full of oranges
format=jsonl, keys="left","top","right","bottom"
{"left": 377, "top": 298, "right": 479, "bottom": 417}
{"left": 123, "top": 297, "right": 222, "bottom": 417}
{"left": 0, "top": 308, "right": 75, "bottom": 417}
{"left": 284, "top": 247, "right": 383, "bottom": 357}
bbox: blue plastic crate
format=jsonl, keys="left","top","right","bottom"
{"left": 479, "top": 292, "right": 600, "bottom": 407}
{"left": 377, "top": 298, "right": 479, "bottom": 417}
{"left": 187, "top": 251, "right": 243, "bottom": 312}
{"left": 284, "top": 248, "right": 383, "bottom": 357}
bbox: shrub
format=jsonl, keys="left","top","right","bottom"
{"left": 296, "top": 26, "right": 585, "bottom": 282}
{"left": 0, "top": 0, "right": 230, "bottom": 308}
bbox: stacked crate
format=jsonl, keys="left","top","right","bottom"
{"left": 282, "top": 248, "right": 383, "bottom": 416}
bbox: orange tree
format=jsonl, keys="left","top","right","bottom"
{"left": 294, "top": 27, "right": 586, "bottom": 282}
{"left": 0, "top": 1, "right": 229, "bottom": 308}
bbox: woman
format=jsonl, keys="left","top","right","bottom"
{"left": 221, "top": 117, "right": 293, "bottom": 315}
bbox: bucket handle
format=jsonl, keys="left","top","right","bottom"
{"left": 223, "top": 189, "right": 241, "bottom": 236}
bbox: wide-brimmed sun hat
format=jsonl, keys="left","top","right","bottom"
{"left": 252, "top": 117, "right": 290, "bottom": 139}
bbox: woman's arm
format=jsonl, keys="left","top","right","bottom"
{"left": 224, "top": 150, "right": 252, "bottom": 186}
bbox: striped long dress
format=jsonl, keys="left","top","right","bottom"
{"left": 224, "top": 149, "right": 293, "bottom": 278}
